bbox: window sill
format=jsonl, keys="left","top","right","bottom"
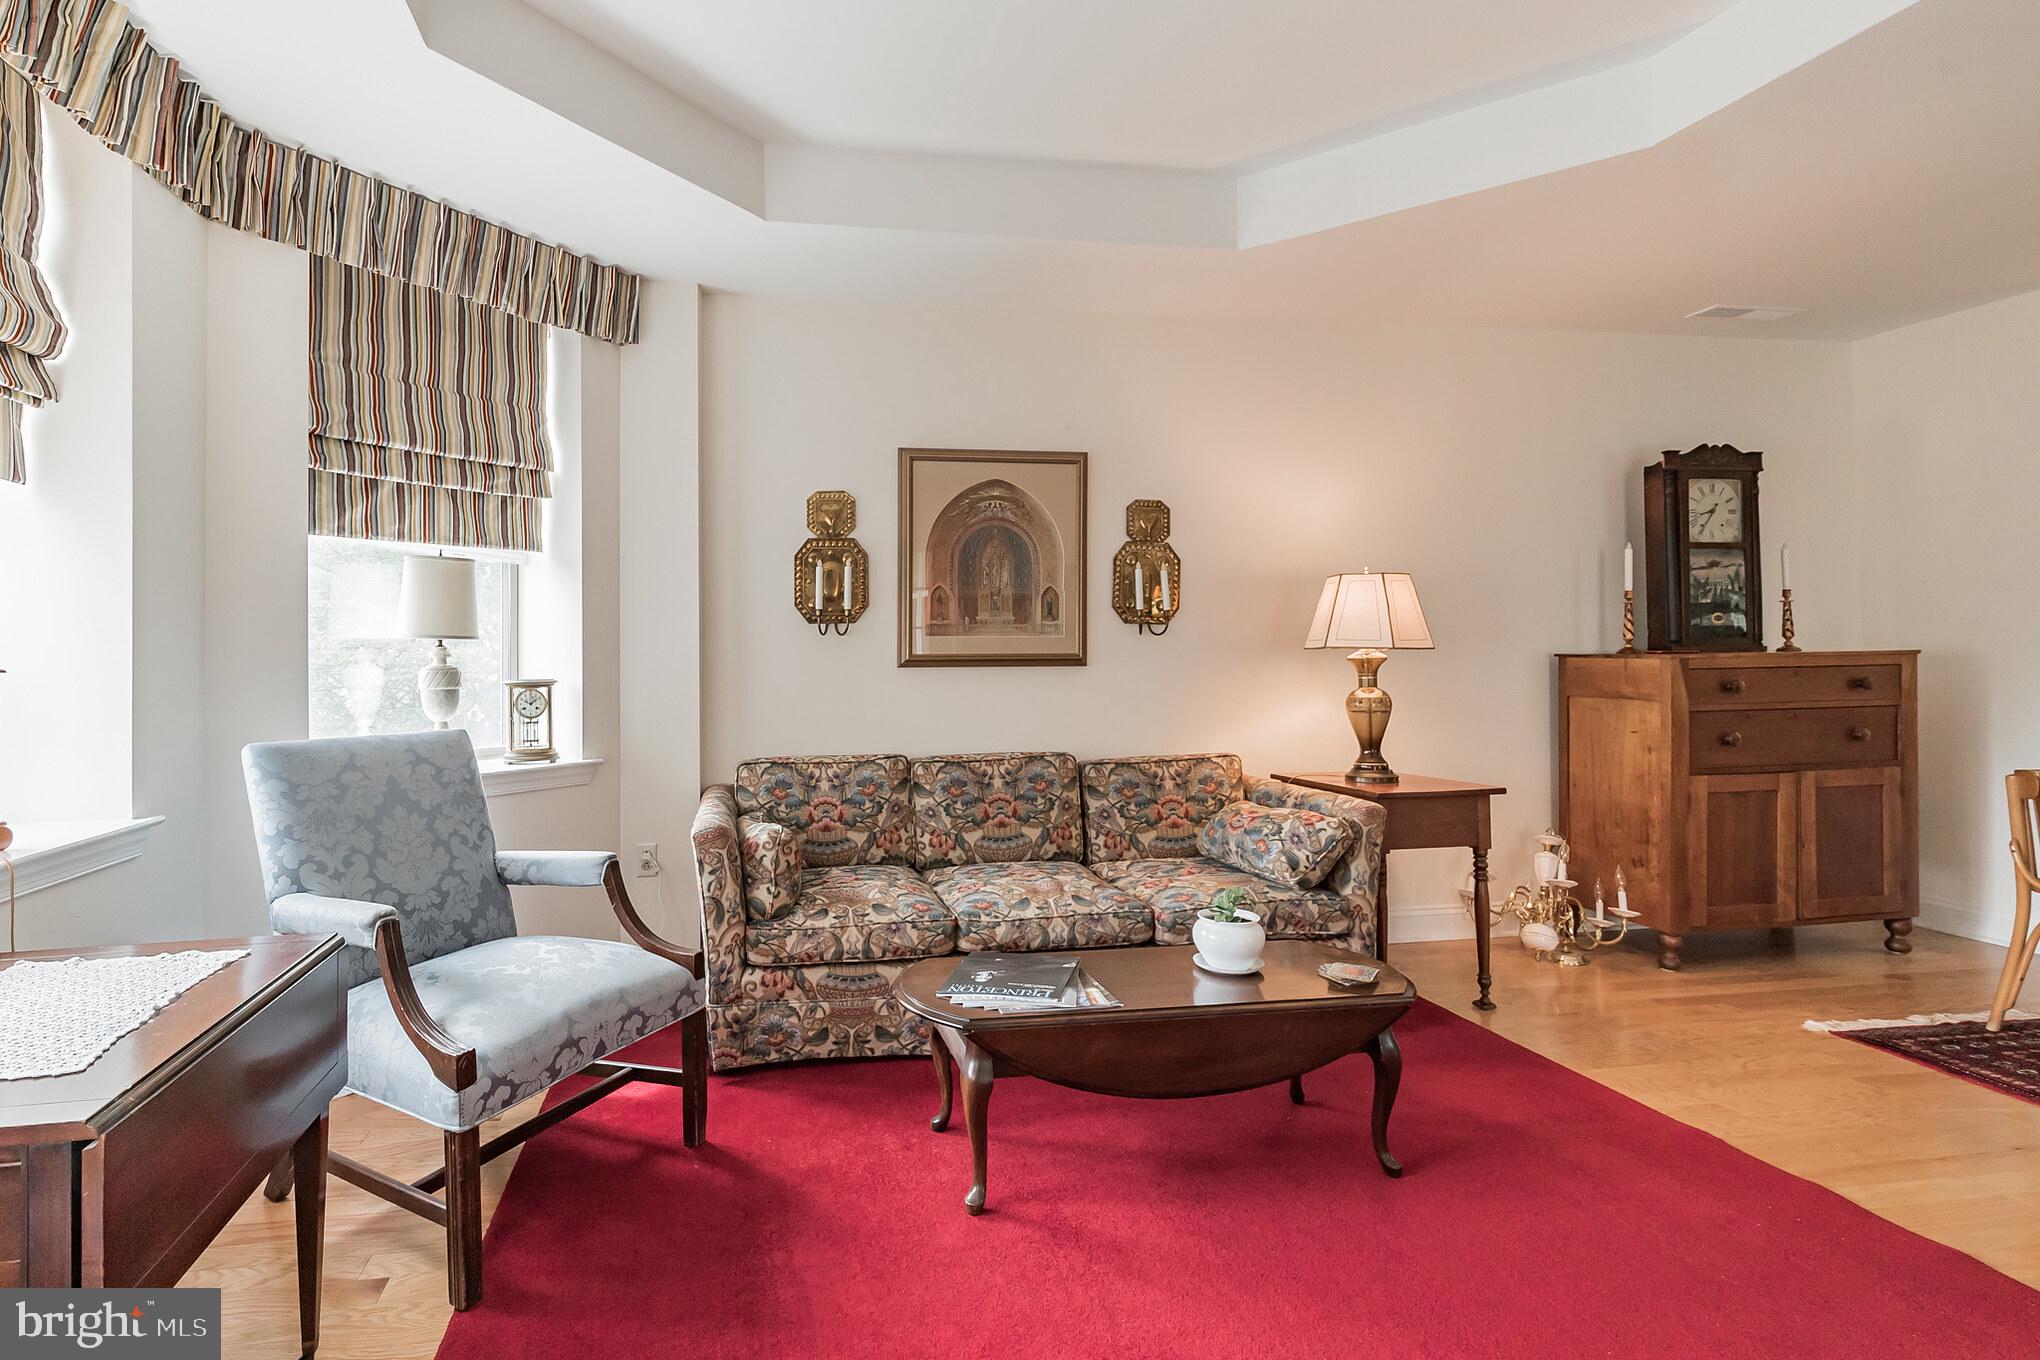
{"left": 3, "top": 817, "right": 167, "bottom": 897}
{"left": 479, "top": 756, "right": 602, "bottom": 797}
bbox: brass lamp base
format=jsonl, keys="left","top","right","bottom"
{"left": 1344, "top": 649, "right": 1398, "bottom": 783}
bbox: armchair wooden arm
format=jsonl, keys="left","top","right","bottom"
{"left": 373, "top": 916, "right": 478, "bottom": 1092}
{"left": 604, "top": 859, "right": 705, "bottom": 979}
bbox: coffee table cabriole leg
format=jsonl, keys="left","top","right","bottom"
{"left": 1367, "top": 1028, "right": 1404, "bottom": 1178}
{"left": 960, "top": 1041, "right": 995, "bottom": 1215}
{"left": 929, "top": 1027, "right": 955, "bottom": 1133}
{"left": 1288, "top": 1074, "right": 1306, "bottom": 1105}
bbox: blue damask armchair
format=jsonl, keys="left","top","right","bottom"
{"left": 242, "top": 731, "right": 706, "bottom": 1311}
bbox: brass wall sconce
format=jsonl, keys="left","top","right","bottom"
{"left": 1111, "top": 499, "right": 1180, "bottom": 636}
{"left": 794, "top": 490, "right": 869, "bottom": 635}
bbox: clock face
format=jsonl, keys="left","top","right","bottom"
{"left": 513, "top": 688, "right": 548, "bottom": 720}
{"left": 1687, "top": 478, "right": 1742, "bottom": 543}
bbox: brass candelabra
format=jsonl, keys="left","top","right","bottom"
{"left": 1474, "top": 833, "right": 1640, "bottom": 966}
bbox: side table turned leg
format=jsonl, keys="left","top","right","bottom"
{"left": 1471, "top": 848, "right": 1496, "bottom": 1011}
{"left": 1367, "top": 1029, "right": 1404, "bottom": 1179}
{"left": 1884, "top": 918, "right": 1914, "bottom": 954}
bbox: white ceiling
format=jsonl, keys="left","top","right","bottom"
{"left": 519, "top": 0, "right": 1738, "bottom": 170}
{"left": 122, "top": 0, "right": 2040, "bottom": 340}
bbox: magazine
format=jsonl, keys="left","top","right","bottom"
{"left": 945, "top": 967, "right": 1123, "bottom": 1013}
{"left": 936, "top": 952, "right": 1079, "bottom": 1004}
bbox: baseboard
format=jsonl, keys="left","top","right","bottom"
{"left": 1918, "top": 896, "right": 2010, "bottom": 948}
{"left": 1388, "top": 901, "right": 1481, "bottom": 944}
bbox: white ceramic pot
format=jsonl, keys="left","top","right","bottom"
{"left": 1193, "top": 908, "right": 1266, "bottom": 972}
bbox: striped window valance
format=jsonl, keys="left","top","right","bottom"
{"left": 0, "top": 0, "right": 640, "bottom": 344}
{"left": 0, "top": 59, "right": 63, "bottom": 484}
{"left": 309, "top": 257, "right": 553, "bottom": 552}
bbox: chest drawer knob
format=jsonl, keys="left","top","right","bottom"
{"left": 1851, "top": 676, "right": 1876, "bottom": 690}
{"left": 1849, "top": 726, "right": 1872, "bottom": 741}
{"left": 1720, "top": 678, "right": 1745, "bottom": 693}
{"left": 1719, "top": 731, "right": 1744, "bottom": 748}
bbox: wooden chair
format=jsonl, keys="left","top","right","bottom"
{"left": 242, "top": 731, "right": 707, "bottom": 1309}
{"left": 1988, "top": 771, "right": 2040, "bottom": 1031}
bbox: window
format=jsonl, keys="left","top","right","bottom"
{"left": 307, "top": 537, "right": 517, "bottom": 754}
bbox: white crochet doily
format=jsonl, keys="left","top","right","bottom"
{"left": 0, "top": 948, "right": 250, "bottom": 1080}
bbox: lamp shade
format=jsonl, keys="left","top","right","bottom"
{"left": 1303, "top": 572, "right": 1432, "bottom": 651}
{"left": 396, "top": 554, "right": 479, "bottom": 640}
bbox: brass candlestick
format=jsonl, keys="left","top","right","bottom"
{"left": 1618, "top": 588, "right": 1638, "bottom": 655}
{"left": 1778, "top": 587, "right": 1801, "bottom": 652}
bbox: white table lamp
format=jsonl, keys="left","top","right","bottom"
{"left": 1303, "top": 571, "right": 1433, "bottom": 782}
{"left": 396, "top": 554, "right": 479, "bottom": 729}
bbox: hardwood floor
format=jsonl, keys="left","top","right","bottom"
{"left": 187, "top": 923, "right": 2040, "bottom": 1357}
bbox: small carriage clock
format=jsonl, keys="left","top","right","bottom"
{"left": 503, "top": 679, "right": 558, "bottom": 764}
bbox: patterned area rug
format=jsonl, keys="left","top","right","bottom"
{"left": 1806, "top": 1009, "right": 2040, "bottom": 1103}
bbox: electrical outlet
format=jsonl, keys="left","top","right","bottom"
{"left": 635, "top": 843, "right": 661, "bottom": 878}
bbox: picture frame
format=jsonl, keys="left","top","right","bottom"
{"left": 898, "top": 448, "right": 1087, "bottom": 667}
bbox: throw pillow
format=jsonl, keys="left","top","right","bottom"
{"left": 1197, "top": 800, "right": 1354, "bottom": 889}
{"left": 738, "top": 815, "right": 803, "bottom": 920}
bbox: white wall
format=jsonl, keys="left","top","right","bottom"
{"left": 701, "top": 297, "right": 1865, "bottom": 933}
{"left": 618, "top": 281, "right": 704, "bottom": 942}
{"left": 1854, "top": 286, "right": 2040, "bottom": 946}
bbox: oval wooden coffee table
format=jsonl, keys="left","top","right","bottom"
{"left": 896, "top": 940, "right": 1416, "bottom": 1214}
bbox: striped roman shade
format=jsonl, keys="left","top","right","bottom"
{"left": 0, "top": 0, "right": 639, "bottom": 343}
{"left": 309, "top": 258, "right": 553, "bottom": 552}
{"left": 0, "top": 60, "right": 62, "bottom": 484}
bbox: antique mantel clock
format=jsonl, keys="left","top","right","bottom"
{"left": 1643, "top": 443, "right": 1764, "bottom": 651}
{"left": 503, "top": 678, "right": 558, "bottom": 764}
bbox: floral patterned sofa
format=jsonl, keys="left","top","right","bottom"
{"left": 691, "top": 752, "right": 1385, "bottom": 1069}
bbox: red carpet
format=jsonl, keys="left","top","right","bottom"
{"left": 436, "top": 1002, "right": 2039, "bottom": 1360}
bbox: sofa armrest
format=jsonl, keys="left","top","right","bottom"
{"left": 692, "top": 785, "right": 748, "bottom": 1004}
{"left": 271, "top": 892, "right": 398, "bottom": 951}
{"left": 496, "top": 850, "right": 618, "bottom": 888}
{"left": 1246, "top": 776, "right": 1387, "bottom": 955}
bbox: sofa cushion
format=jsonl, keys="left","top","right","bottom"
{"left": 1094, "top": 857, "right": 1355, "bottom": 946}
{"left": 744, "top": 865, "right": 956, "bottom": 967}
{"left": 924, "top": 861, "right": 1154, "bottom": 952}
{"left": 738, "top": 815, "right": 803, "bottom": 920}
{"left": 735, "top": 755, "right": 911, "bottom": 867}
{"left": 1080, "top": 754, "right": 1244, "bottom": 863}
{"left": 346, "top": 935, "right": 702, "bottom": 1131}
{"left": 911, "top": 752, "right": 1084, "bottom": 869}
{"left": 1197, "top": 800, "right": 1355, "bottom": 888}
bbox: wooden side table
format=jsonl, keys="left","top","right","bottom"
{"left": 0, "top": 934, "right": 346, "bottom": 1357}
{"left": 1273, "top": 772, "right": 1507, "bottom": 1011}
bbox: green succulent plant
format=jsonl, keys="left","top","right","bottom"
{"left": 1206, "top": 887, "right": 1255, "bottom": 922}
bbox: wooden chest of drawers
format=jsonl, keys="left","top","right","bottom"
{"left": 1556, "top": 651, "right": 1918, "bottom": 969}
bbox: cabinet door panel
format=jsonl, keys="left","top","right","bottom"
{"left": 1799, "top": 767, "right": 1904, "bottom": 919}
{"left": 1688, "top": 774, "right": 1798, "bottom": 928}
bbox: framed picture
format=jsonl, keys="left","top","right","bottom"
{"left": 898, "top": 448, "right": 1087, "bottom": 667}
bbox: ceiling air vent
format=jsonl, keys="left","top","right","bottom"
{"left": 1686, "top": 304, "right": 1807, "bottom": 321}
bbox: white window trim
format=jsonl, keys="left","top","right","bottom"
{"left": 478, "top": 755, "right": 601, "bottom": 797}
{"left": 4, "top": 817, "right": 165, "bottom": 897}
